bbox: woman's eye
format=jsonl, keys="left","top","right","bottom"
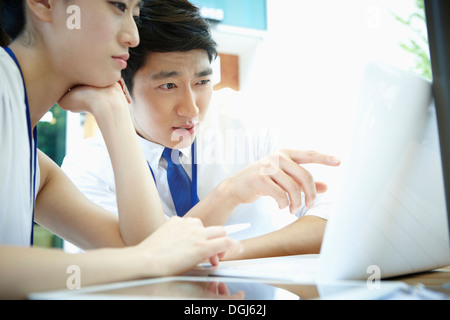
{"left": 110, "top": 2, "right": 128, "bottom": 13}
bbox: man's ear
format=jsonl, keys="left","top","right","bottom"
{"left": 26, "top": 0, "right": 54, "bottom": 23}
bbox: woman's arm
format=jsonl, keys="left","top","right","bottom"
{"left": 55, "top": 81, "right": 165, "bottom": 246}
{"left": 35, "top": 150, "right": 126, "bottom": 249}
{"left": 0, "top": 216, "right": 241, "bottom": 299}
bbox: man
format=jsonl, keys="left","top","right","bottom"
{"left": 62, "top": 0, "right": 340, "bottom": 260}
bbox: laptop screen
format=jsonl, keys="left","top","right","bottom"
{"left": 319, "top": 61, "right": 450, "bottom": 281}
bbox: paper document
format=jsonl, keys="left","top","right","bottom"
{"left": 192, "top": 254, "right": 320, "bottom": 283}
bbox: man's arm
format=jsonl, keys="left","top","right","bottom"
{"left": 185, "top": 149, "right": 336, "bottom": 261}
{"left": 186, "top": 149, "right": 340, "bottom": 227}
{"left": 220, "top": 215, "right": 327, "bottom": 260}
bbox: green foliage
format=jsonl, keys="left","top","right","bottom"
{"left": 392, "top": 0, "right": 431, "bottom": 80}
{"left": 35, "top": 104, "right": 66, "bottom": 248}
{"left": 37, "top": 104, "right": 67, "bottom": 166}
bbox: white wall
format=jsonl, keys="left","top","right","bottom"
{"left": 65, "top": 0, "right": 424, "bottom": 191}
{"left": 211, "top": 0, "right": 425, "bottom": 189}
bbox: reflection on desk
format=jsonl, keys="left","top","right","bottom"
{"left": 29, "top": 273, "right": 450, "bottom": 300}
{"left": 28, "top": 254, "right": 450, "bottom": 300}
{"left": 29, "top": 276, "right": 306, "bottom": 300}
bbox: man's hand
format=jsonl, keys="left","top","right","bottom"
{"left": 222, "top": 149, "right": 340, "bottom": 213}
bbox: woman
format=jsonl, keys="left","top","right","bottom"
{"left": 0, "top": 0, "right": 240, "bottom": 299}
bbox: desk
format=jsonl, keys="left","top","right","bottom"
{"left": 391, "top": 266, "right": 450, "bottom": 286}
{"left": 29, "top": 265, "right": 450, "bottom": 300}
{"left": 385, "top": 266, "right": 450, "bottom": 297}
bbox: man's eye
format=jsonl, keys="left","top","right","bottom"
{"left": 198, "top": 80, "right": 211, "bottom": 85}
{"left": 161, "top": 83, "right": 176, "bottom": 90}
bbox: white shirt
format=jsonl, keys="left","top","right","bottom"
{"left": 0, "top": 47, "right": 40, "bottom": 246}
{"left": 62, "top": 89, "right": 332, "bottom": 240}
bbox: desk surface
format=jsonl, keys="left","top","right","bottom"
{"left": 29, "top": 266, "right": 450, "bottom": 300}
{"left": 392, "top": 266, "right": 450, "bottom": 285}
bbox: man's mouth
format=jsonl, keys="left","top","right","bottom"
{"left": 172, "top": 125, "right": 196, "bottom": 136}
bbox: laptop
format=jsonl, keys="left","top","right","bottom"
{"left": 210, "top": 0, "right": 450, "bottom": 290}
{"left": 202, "top": 61, "right": 450, "bottom": 283}
{"left": 318, "top": 61, "right": 450, "bottom": 281}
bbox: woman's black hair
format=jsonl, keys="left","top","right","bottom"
{"left": 0, "top": 0, "right": 26, "bottom": 47}
{"left": 122, "top": 0, "right": 218, "bottom": 93}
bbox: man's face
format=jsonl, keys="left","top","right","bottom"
{"left": 130, "top": 50, "right": 213, "bottom": 149}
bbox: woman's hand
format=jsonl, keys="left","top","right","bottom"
{"left": 57, "top": 79, "right": 130, "bottom": 116}
{"left": 136, "top": 217, "right": 243, "bottom": 277}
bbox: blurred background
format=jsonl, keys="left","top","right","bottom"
{"left": 36, "top": 0, "right": 430, "bottom": 248}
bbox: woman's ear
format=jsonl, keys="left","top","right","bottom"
{"left": 25, "top": 0, "right": 54, "bottom": 23}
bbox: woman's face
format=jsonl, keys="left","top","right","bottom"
{"left": 42, "top": 0, "right": 141, "bottom": 87}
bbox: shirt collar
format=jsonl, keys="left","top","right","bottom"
{"left": 136, "top": 134, "right": 192, "bottom": 170}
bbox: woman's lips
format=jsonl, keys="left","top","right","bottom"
{"left": 112, "top": 54, "right": 129, "bottom": 69}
